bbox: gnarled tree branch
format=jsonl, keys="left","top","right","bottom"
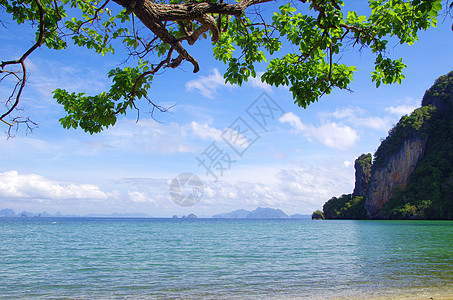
{"left": 1, "top": 0, "right": 44, "bottom": 132}
{"left": 112, "top": 0, "right": 273, "bottom": 73}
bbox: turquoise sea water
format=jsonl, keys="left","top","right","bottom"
{"left": 0, "top": 218, "right": 452, "bottom": 299}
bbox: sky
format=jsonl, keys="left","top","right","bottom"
{"left": 1, "top": 2, "right": 453, "bottom": 217}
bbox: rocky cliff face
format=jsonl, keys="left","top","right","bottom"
{"left": 353, "top": 154, "right": 372, "bottom": 197}
{"left": 321, "top": 71, "right": 453, "bottom": 219}
{"left": 365, "top": 135, "right": 427, "bottom": 217}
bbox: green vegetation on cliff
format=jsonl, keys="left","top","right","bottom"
{"left": 321, "top": 71, "right": 453, "bottom": 220}
{"left": 323, "top": 194, "right": 367, "bottom": 219}
{"left": 422, "top": 71, "right": 453, "bottom": 108}
{"left": 353, "top": 153, "right": 372, "bottom": 197}
{"left": 311, "top": 210, "right": 325, "bottom": 220}
{"left": 323, "top": 105, "right": 438, "bottom": 220}
{"left": 381, "top": 109, "right": 453, "bottom": 219}
{"left": 373, "top": 105, "right": 436, "bottom": 168}
{"left": 378, "top": 71, "right": 453, "bottom": 219}
{"left": 357, "top": 154, "right": 372, "bottom": 169}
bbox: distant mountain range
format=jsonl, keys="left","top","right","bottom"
{"left": 213, "top": 207, "right": 310, "bottom": 219}
{"left": 0, "top": 208, "right": 151, "bottom": 218}
{"left": 0, "top": 207, "right": 310, "bottom": 219}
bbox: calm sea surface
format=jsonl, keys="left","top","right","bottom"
{"left": 0, "top": 218, "right": 452, "bottom": 299}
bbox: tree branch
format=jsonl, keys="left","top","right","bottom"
{"left": 73, "top": 0, "right": 111, "bottom": 33}
{"left": 0, "top": 0, "right": 45, "bottom": 128}
{"left": 112, "top": 0, "right": 273, "bottom": 73}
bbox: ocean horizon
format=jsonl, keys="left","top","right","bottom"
{"left": 1, "top": 218, "right": 452, "bottom": 299}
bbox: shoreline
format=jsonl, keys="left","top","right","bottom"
{"left": 334, "top": 289, "right": 453, "bottom": 300}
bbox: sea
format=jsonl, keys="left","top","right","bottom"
{"left": 0, "top": 218, "right": 452, "bottom": 299}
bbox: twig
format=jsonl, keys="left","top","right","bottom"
{"left": 0, "top": 0, "right": 45, "bottom": 125}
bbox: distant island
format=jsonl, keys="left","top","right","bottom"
{"left": 0, "top": 209, "right": 152, "bottom": 218}
{"left": 213, "top": 207, "right": 311, "bottom": 219}
{"left": 0, "top": 207, "right": 311, "bottom": 219}
{"left": 318, "top": 71, "right": 453, "bottom": 220}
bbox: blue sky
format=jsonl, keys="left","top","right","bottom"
{"left": 1, "top": 2, "right": 453, "bottom": 217}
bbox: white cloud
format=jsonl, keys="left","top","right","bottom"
{"left": 104, "top": 118, "right": 259, "bottom": 155}
{"left": 185, "top": 68, "right": 232, "bottom": 99}
{"left": 1, "top": 135, "right": 56, "bottom": 154}
{"left": 119, "top": 177, "right": 178, "bottom": 205}
{"left": 330, "top": 107, "right": 365, "bottom": 119}
{"left": 326, "top": 98, "right": 418, "bottom": 132}
{"left": 0, "top": 160, "right": 354, "bottom": 216}
{"left": 0, "top": 170, "right": 108, "bottom": 200}
{"left": 105, "top": 119, "right": 196, "bottom": 154}
{"left": 221, "top": 128, "right": 251, "bottom": 149}
{"left": 385, "top": 104, "right": 418, "bottom": 116}
{"left": 128, "top": 191, "right": 155, "bottom": 203}
{"left": 1, "top": 119, "right": 227, "bottom": 161}
{"left": 198, "top": 180, "right": 288, "bottom": 208}
{"left": 343, "top": 161, "right": 352, "bottom": 168}
{"left": 248, "top": 72, "right": 272, "bottom": 92}
{"left": 327, "top": 107, "right": 389, "bottom": 131}
{"left": 185, "top": 69, "right": 273, "bottom": 98}
{"left": 279, "top": 112, "right": 359, "bottom": 150}
{"left": 103, "top": 119, "right": 234, "bottom": 154}
{"left": 190, "top": 159, "right": 354, "bottom": 215}
{"left": 384, "top": 97, "right": 419, "bottom": 117}
{"left": 26, "top": 58, "right": 109, "bottom": 101}
{"left": 185, "top": 121, "right": 252, "bottom": 148}
{"left": 357, "top": 116, "right": 389, "bottom": 131}
{"left": 313, "top": 122, "right": 359, "bottom": 150}
{"left": 276, "top": 169, "right": 322, "bottom": 200}
{"left": 278, "top": 112, "right": 307, "bottom": 132}
{"left": 186, "top": 121, "right": 223, "bottom": 141}
{"left": 274, "top": 165, "right": 353, "bottom": 207}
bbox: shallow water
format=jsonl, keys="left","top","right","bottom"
{"left": 0, "top": 218, "right": 452, "bottom": 299}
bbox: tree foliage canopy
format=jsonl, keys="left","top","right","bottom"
{"left": 0, "top": 0, "right": 451, "bottom": 134}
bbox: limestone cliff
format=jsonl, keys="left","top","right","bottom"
{"left": 365, "top": 135, "right": 427, "bottom": 217}
{"left": 321, "top": 71, "right": 453, "bottom": 220}
{"left": 353, "top": 154, "right": 372, "bottom": 198}
{"left": 364, "top": 71, "right": 453, "bottom": 218}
